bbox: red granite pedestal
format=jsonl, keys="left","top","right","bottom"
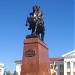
{"left": 21, "top": 38, "right": 51, "bottom": 75}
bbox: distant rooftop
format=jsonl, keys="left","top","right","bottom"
{"left": 49, "top": 57, "right": 64, "bottom": 61}
{"left": 15, "top": 57, "right": 64, "bottom": 63}
{"left": 0, "top": 62, "right": 4, "bottom": 68}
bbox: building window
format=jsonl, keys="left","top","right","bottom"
{"left": 73, "top": 62, "right": 75, "bottom": 68}
{"left": 54, "top": 73, "right": 56, "bottom": 75}
{"left": 74, "top": 72, "right": 75, "bottom": 75}
{"left": 67, "top": 62, "right": 70, "bottom": 68}
{"left": 59, "top": 65, "right": 63, "bottom": 70}
{"left": 67, "top": 72, "right": 70, "bottom": 75}
{"left": 0, "top": 69, "right": 1, "bottom": 75}
{"left": 60, "top": 72, "right": 64, "bottom": 75}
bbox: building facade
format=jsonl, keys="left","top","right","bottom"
{"left": 15, "top": 50, "right": 75, "bottom": 75}
{"left": 50, "top": 58, "right": 64, "bottom": 75}
{"left": 15, "top": 58, "right": 64, "bottom": 75}
{"left": 0, "top": 62, "right": 4, "bottom": 75}
{"left": 15, "top": 60, "right": 22, "bottom": 75}
{"left": 62, "top": 50, "right": 75, "bottom": 75}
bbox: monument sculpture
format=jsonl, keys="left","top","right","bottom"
{"left": 26, "top": 5, "right": 45, "bottom": 41}
{"left": 21, "top": 5, "right": 51, "bottom": 75}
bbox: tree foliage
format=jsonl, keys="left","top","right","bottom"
{"left": 13, "top": 71, "right": 18, "bottom": 75}
{"left": 6, "top": 71, "right": 11, "bottom": 75}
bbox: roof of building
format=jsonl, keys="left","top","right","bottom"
{"left": 0, "top": 62, "right": 4, "bottom": 68}
{"left": 15, "top": 60, "right": 22, "bottom": 63}
{"left": 62, "top": 50, "right": 75, "bottom": 58}
{"left": 15, "top": 57, "right": 64, "bottom": 63}
{"left": 49, "top": 57, "right": 64, "bottom": 61}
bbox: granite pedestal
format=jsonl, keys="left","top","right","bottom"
{"left": 21, "top": 38, "right": 51, "bottom": 75}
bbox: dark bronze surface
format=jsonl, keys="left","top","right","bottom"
{"left": 26, "top": 5, "right": 45, "bottom": 41}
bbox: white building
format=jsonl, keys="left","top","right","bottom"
{"left": 15, "top": 60, "right": 22, "bottom": 75}
{"left": 50, "top": 58, "right": 64, "bottom": 75}
{"left": 0, "top": 62, "right": 4, "bottom": 75}
{"left": 15, "top": 58, "right": 64, "bottom": 75}
{"left": 62, "top": 50, "right": 75, "bottom": 75}
{"left": 15, "top": 50, "right": 75, "bottom": 75}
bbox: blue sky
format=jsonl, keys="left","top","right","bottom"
{"left": 0, "top": 0, "right": 74, "bottom": 73}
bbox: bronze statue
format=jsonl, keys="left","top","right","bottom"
{"left": 26, "top": 5, "right": 45, "bottom": 41}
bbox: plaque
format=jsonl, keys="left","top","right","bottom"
{"left": 25, "top": 49, "right": 36, "bottom": 57}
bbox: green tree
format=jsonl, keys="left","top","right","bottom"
{"left": 13, "top": 71, "right": 18, "bottom": 75}
{"left": 6, "top": 71, "right": 11, "bottom": 75}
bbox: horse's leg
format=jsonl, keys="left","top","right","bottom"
{"left": 28, "top": 18, "right": 32, "bottom": 30}
{"left": 26, "top": 18, "right": 28, "bottom": 26}
{"left": 28, "top": 24, "right": 31, "bottom": 30}
{"left": 41, "top": 30, "right": 44, "bottom": 41}
{"left": 33, "top": 23, "right": 38, "bottom": 35}
{"left": 32, "top": 28, "right": 34, "bottom": 34}
{"left": 37, "top": 33, "right": 40, "bottom": 38}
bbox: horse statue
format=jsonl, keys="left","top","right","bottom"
{"left": 26, "top": 5, "right": 45, "bottom": 41}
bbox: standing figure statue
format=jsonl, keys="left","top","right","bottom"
{"left": 26, "top": 5, "right": 45, "bottom": 41}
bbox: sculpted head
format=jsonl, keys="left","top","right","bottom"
{"left": 33, "top": 5, "right": 37, "bottom": 12}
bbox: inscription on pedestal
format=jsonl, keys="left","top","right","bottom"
{"left": 25, "top": 49, "right": 36, "bottom": 57}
